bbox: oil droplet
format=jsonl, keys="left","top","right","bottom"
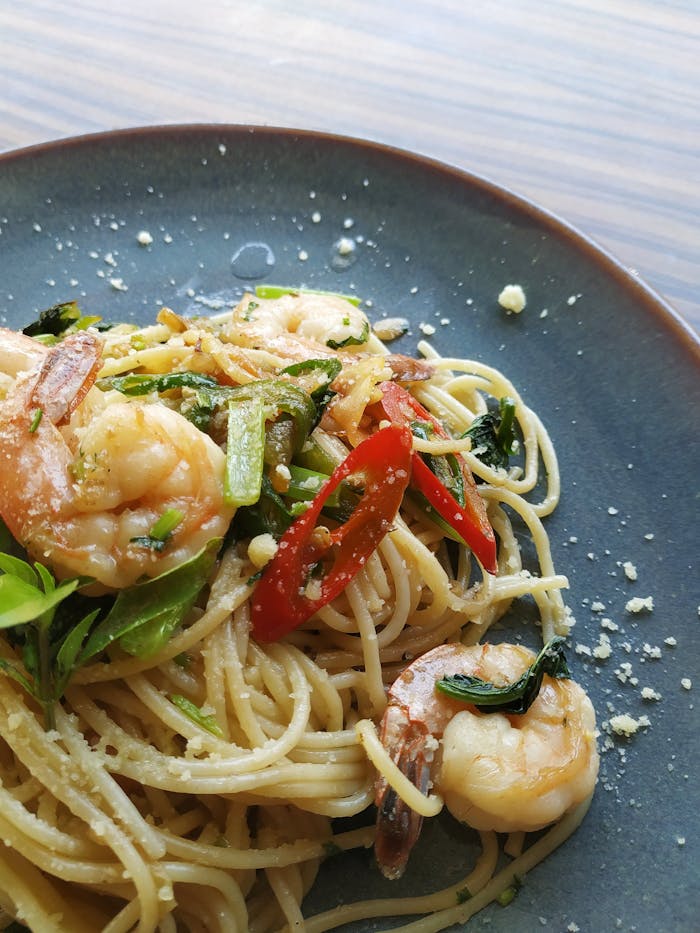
{"left": 230, "top": 241, "right": 275, "bottom": 279}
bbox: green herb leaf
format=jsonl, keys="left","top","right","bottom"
{"left": 326, "top": 319, "right": 370, "bottom": 350}
{"left": 79, "top": 539, "right": 221, "bottom": 661}
{"left": 130, "top": 508, "right": 184, "bottom": 552}
{"left": 100, "top": 371, "right": 223, "bottom": 397}
{"left": 170, "top": 694, "right": 224, "bottom": 737}
{"left": 0, "top": 574, "right": 81, "bottom": 628}
{"left": 28, "top": 408, "right": 43, "bottom": 433}
{"left": 22, "top": 300, "right": 83, "bottom": 337}
{"left": 53, "top": 609, "right": 101, "bottom": 697}
{"left": 435, "top": 637, "right": 571, "bottom": 714}
{"left": 464, "top": 397, "right": 518, "bottom": 471}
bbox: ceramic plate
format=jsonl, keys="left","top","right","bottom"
{"left": 0, "top": 126, "right": 698, "bottom": 932}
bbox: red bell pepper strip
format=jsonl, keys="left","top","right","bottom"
{"left": 250, "top": 424, "right": 413, "bottom": 643}
{"left": 378, "top": 381, "right": 497, "bottom": 574}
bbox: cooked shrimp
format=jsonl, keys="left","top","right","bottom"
{"left": 374, "top": 641, "right": 599, "bottom": 879}
{"left": 229, "top": 292, "right": 371, "bottom": 359}
{"left": 0, "top": 328, "right": 235, "bottom": 589}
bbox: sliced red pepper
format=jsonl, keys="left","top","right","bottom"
{"left": 250, "top": 424, "right": 413, "bottom": 642}
{"left": 378, "top": 381, "right": 497, "bottom": 574}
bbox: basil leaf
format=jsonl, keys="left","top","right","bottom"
{"left": 326, "top": 319, "right": 370, "bottom": 350}
{"left": 53, "top": 609, "right": 101, "bottom": 696}
{"left": 100, "top": 371, "right": 223, "bottom": 396}
{"left": 464, "top": 397, "right": 518, "bottom": 471}
{"left": 0, "top": 575, "right": 81, "bottom": 628}
{"left": 435, "top": 637, "right": 571, "bottom": 714}
{"left": 22, "top": 300, "right": 82, "bottom": 337}
{"left": 79, "top": 539, "right": 221, "bottom": 662}
{"left": 0, "top": 552, "right": 39, "bottom": 587}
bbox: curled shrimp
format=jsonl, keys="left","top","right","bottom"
{"left": 229, "top": 291, "right": 371, "bottom": 359}
{"left": 373, "top": 641, "right": 599, "bottom": 879}
{"left": 0, "top": 328, "right": 235, "bottom": 589}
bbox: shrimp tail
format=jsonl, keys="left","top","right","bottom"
{"left": 374, "top": 707, "right": 432, "bottom": 880}
{"left": 28, "top": 331, "right": 102, "bottom": 424}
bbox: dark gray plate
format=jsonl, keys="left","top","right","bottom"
{"left": 1, "top": 126, "right": 698, "bottom": 933}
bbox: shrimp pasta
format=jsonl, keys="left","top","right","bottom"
{"left": 0, "top": 289, "right": 598, "bottom": 932}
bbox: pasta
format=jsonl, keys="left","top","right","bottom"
{"left": 0, "top": 288, "right": 597, "bottom": 932}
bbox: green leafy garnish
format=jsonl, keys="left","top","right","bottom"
{"left": 456, "top": 886, "right": 472, "bottom": 904}
{"left": 281, "top": 358, "right": 342, "bottom": 421}
{"left": 0, "top": 553, "right": 96, "bottom": 729}
{"left": 436, "top": 637, "right": 570, "bottom": 714}
{"left": 22, "top": 300, "right": 103, "bottom": 339}
{"left": 326, "top": 319, "right": 370, "bottom": 350}
{"left": 170, "top": 694, "right": 224, "bottom": 737}
{"left": 130, "top": 508, "right": 184, "bottom": 552}
{"left": 28, "top": 408, "right": 43, "bottom": 433}
{"left": 99, "top": 371, "right": 222, "bottom": 397}
{"left": 79, "top": 539, "right": 220, "bottom": 661}
{"left": 464, "top": 397, "right": 518, "bottom": 470}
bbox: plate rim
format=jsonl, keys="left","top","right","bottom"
{"left": 1, "top": 122, "right": 698, "bottom": 358}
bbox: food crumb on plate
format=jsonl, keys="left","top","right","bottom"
{"left": 497, "top": 283, "right": 526, "bottom": 314}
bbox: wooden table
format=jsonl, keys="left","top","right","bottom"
{"left": 1, "top": 0, "right": 698, "bottom": 332}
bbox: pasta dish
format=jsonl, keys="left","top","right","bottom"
{"left": 0, "top": 287, "right": 599, "bottom": 932}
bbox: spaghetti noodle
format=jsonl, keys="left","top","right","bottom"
{"left": 0, "top": 289, "right": 597, "bottom": 932}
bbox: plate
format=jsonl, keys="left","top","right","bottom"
{"left": 1, "top": 126, "right": 698, "bottom": 932}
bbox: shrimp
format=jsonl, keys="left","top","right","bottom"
{"left": 374, "top": 641, "right": 599, "bottom": 879}
{"left": 229, "top": 292, "right": 371, "bottom": 359}
{"left": 0, "top": 328, "right": 236, "bottom": 589}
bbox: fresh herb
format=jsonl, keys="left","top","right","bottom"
{"left": 0, "top": 553, "right": 97, "bottom": 730}
{"left": 22, "top": 300, "right": 103, "bottom": 339}
{"left": 130, "top": 508, "right": 184, "bottom": 552}
{"left": 99, "top": 371, "right": 223, "bottom": 397}
{"left": 281, "top": 358, "right": 342, "bottom": 422}
{"left": 231, "top": 474, "right": 296, "bottom": 541}
{"left": 254, "top": 284, "right": 362, "bottom": 307}
{"left": 326, "top": 319, "right": 370, "bottom": 350}
{"left": 411, "top": 420, "right": 465, "bottom": 507}
{"left": 436, "top": 637, "right": 571, "bottom": 714}
{"left": 79, "top": 539, "right": 221, "bottom": 661}
{"left": 464, "top": 397, "right": 518, "bottom": 471}
{"left": 456, "top": 886, "right": 472, "bottom": 904}
{"left": 28, "top": 408, "right": 43, "bottom": 433}
{"left": 170, "top": 694, "right": 224, "bottom": 737}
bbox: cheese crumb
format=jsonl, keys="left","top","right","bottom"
{"left": 136, "top": 230, "right": 153, "bottom": 246}
{"left": 681, "top": 678, "right": 692, "bottom": 690}
{"left": 664, "top": 636, "right": 677, "bottom": 647}
{"left": 641, "top": 687, "right": 662, "bottom": 701}
{"left": 248, "top": 534, "right": 279, "bottom": 570}
{"left": 609, "top": 713, "right": 650, "bottom": 736}
{"left": 622, "top": 561, "right": 638, "bottom": 581}
{"left": 419, "top": 322, "right": 436, "bottom": 336}
{"left": 625, "top": 596, "right": 654, "bottom": 613}
{"left": 497, "top": 283, "right": 526, "bottom": 314}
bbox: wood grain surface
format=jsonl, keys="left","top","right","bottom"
{"left": 1, "top": 0, "right": 698, "bottom": 331}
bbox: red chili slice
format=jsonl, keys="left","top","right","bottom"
{"left": 378, "top": 381, "right": 497, "bottom": 574}
{"left": 251, "top": 423, "right": 413, "bottom": 642}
